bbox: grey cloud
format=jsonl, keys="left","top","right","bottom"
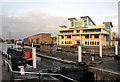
{"left": 2, "top": 9, "right": 70, "bottom": 39}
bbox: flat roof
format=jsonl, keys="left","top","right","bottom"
{"left": 28, "top": 33, "right": 51, "bottom": 38}
{"left": 68, "top": 18, "right": 77, "bottom": 20}
{"left": 81, "top": 16, "right": 96, "bottom": 25}
{"left": 103, "top": 22, "right": 113, "bottom": 27}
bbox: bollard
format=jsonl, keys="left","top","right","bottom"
{"left": 32, "top": 43, "right": 33, "bottom": 48}
{"left": 115, "top": 45, "right": 118, "bottom": 55}
{"left": 100, "top": 46, "right": 102, "bottom": 58}
{"left": 78, "top": 46, "right": 82, "bottom": 62}
{"left": 91, "top": 56, "right": 94, "bottom": 62}
{"left": 32, "top": 47, "right": 36, "bottom": 68}
{"left": 18, "top": 66, "right": 25, "bottom": 75}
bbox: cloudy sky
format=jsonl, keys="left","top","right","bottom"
{"left": 0, "top": 0, "right": 119, "bottom": 40}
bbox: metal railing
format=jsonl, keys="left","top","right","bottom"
{"left": 3, "top": 58, "right": 78, "bottom": 82}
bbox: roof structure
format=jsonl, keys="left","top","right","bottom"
{"left": 103, "top": 22, "right": 113, "bottom": 27}
{"left": 81, "top": 16, "right": 96, "bottom": 25}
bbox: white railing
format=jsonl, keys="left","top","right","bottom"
{"left": 3, "top": 59, "right": 77, "bottom": 82}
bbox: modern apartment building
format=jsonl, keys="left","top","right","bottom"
{"left": 57, "top": 16, "right": 115, "bottom": 46}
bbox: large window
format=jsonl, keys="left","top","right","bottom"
{"left": 83, "top": 29, "right": 101, "bottom": 33}
{"left": 61, "top": 36, "right": 64, "bottom": 39}
{"left": 52, "top": 38, "right": 54, "bottom": 44}
{"left": 95, "top": 35, "right": 99, "bottom": 38}
{"left": 67, "top": 36, "right": 71, "bottom": 39}
{"left": 95, "top": 42, "right": 96, "bottom": 45}
{"left": 85, "top": 35, "right": 89, "bottom": 38}
{"left": 84, "top": 20, "right": 87, "bottom": 27}
{"left": 61, "top": 41, "right": 63, "bottom": 44}
{"left": 36, "top": 39, "right": 39, "bottom": 44}
{"left": 97, "top": 42, "right": 99, "bottom": 45}
{"left": 69, "top": 41, "right": 71, "bottom": 44}
{"left": 105, "top": 23, "right": 110, "bottom": 29}
{"left": 60, "top": 30, "right": 73, "bottom": 33}
{"left": 71, "top": 22, "right": 74, "bottom": 27}
{"left": 89, "top": 20, "right": 91, "bottom": 26}
{"left": 85, "top": 35, "right": 92, "bottom": 38}
{"left": 76, "top": 30, "right": 80, "bottom": 33}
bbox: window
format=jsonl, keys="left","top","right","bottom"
{"left": 60, "top": 30, "right": 73, "bottom": 33}
{"left": 52, "top": 38, "right": 54, "bottom": 44}
{"left": 67, "top": 36, "right": 71, "bottom": 39}
{"left": 85, "top": 41, "right": 87, "bottom": 45}
{"left": 89, "top": 20, "right": 91, "bottom": 26}
{"left": 90, "top": 42, "right": 91, "bottom": 45}
{"left": 92, "top": 42, "right": 94, "bottom": 45}
{"left": 84, "top": 20, "right": 87, "bottom": 27}
{"left": 90, "top": 35, "right": 92, "bottom": 38}
{"left": 61, "top": 41, "right": 63, "bottom": 44}
{"left": 67, "top": 41, "right": 68, "bottom": 44}
{"left": 95, "top": 35, "right": 99, "bottom": 38}
{"left": 97, "top": 42, "right": 99, "bottom": 45}
{"left": 83, "top": 29, "right": 101, "bottom": 33}
{"left": 55, "top": 38, "right": 57, "bottom": 42}
{"left": 69, "top": 41, "right": 71, "bottom": 44}
{"left": 36, "top": 39, "right": 39, "bottom": 44}
{"left": 71, "top": 22, "right": 74, "bottom": 27}
{"left": 85, "top": 35, "right": 92, "bottom": 38}
{"left": 105, "top": 23, "right": 110, "bottom": 29}
{"left": 76, "top": 30, "right": 80, "bottom": 33}
{"left": 95, "top": 42, "right": 96, "bottom": 45}
{"left": 61, "top": 36, "right": 64, "bottom": 39}
{"left": 88, "top": 42, "right": 89, "bottom": 45}
{"left": 65, "top": 41, "right": 67, "bottom": 44}
{"left": 85, "top": 35, "right": 89, "bottom": 38}
{"left": 106, "top": 36, "right": 109, "bottom": 41}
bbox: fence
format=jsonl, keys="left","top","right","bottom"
{"left": 2, "top": 59, "right": 77, "bottom": 82}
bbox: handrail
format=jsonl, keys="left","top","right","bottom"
{"left": 4, "top": 59, "right": 13, "bottom": 72}
{"left": 3, "top": 59, "right": 78, "bottom": 82}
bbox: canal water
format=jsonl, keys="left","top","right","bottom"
{"left": 1, "top": 43, "right": 120, "bottom": 81}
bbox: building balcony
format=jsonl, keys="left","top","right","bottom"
{"left": 59, "top": 31, "right": 109, "bottom": 35}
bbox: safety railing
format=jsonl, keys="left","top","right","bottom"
{"left": 3, "top": 59, "right": 78, "bottom": 82}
